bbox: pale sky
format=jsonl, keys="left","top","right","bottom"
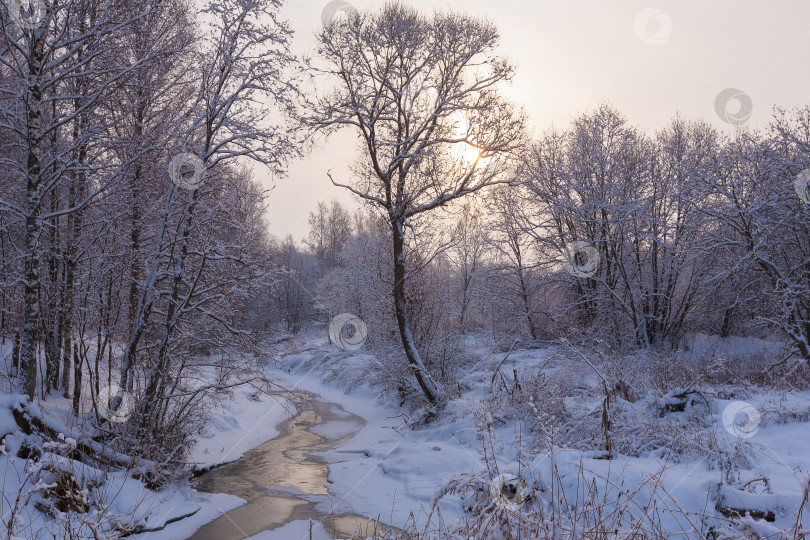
{"left": 263, "top": 0, "right": 810, "bottom": 241}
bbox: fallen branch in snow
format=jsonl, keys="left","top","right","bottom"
{"left": 713, "top": 483, "right": 786, "bottom": 524}
{"left": 657, "top": 387, "right": 710, "bottom": 417}
{"left": 10, "top": 405, "right": 154, "bottom": 473}
{"left": 119, "top": 507, "right": 200, "bottom": 536}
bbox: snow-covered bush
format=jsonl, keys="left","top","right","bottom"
{"left": 0, "top": 396, "right": 158, "bottom": 539}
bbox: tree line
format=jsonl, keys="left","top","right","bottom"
{"left": 273, "top": 101, "right": 810, "bottom": 403}
{"left": 0, "top": 0, "right": 299, "bottom": 461}
{"left": 295, "top": 3, "right": 810, "bottom": 407}
{"left": 2, "top": 0, "right": 810, "bottom": 458}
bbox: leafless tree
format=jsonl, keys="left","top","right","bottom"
{"left": 700, "top": 108, "right": 810, "bottom": 360}
{"left": 448, "top": 202, "right": 488, "bottom": 327}
{"left": 521, "top": 106, "right": 717, "bottom": 347}
{"left": 487, "top": 186, "right": 543, "bottom": 341}
{"left": 0, "top": 0, "right": 164, "bottom": 398}
{"left": 307, "top": 2, "right": 526, "bottom": 405}
{"left": 306, "top": 200, "right": 353, "bottom": 267}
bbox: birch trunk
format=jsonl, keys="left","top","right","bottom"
{"left": 19, "top": 25, "right": 48, "bottom": 400}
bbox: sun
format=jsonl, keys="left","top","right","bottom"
{"left": 458, "top": 142, "right": 492, "bottom": 169}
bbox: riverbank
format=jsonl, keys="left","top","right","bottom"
{"left": 189, "top": 390, "right": 403, "bottom": 539}
{"left": 138, "top": 338, "right": 480, "bottom": 539}
{"left": 133, "top": 382, "right": 296, "bottom": 539}
{"left": 140, "top": 331, "right": 810, "bottom": 539}
{"left": 245, "top": 334, "right": 810, "bottom": 538}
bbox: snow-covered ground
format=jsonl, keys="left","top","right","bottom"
{"left": 0, "top": 392, "right": 245, "bottom": 539}
{"left": 152, "top": 332, "right": 809, "bottom": 538}
{"left": 4, "top": 333, "right": 809, "bottom": 539}
{"left": 133, "top": 384, "right": 296, "bottom": 540}
{"left": 244, "top": 337, "right": 810, "bottom": 537}
{"left": 189, "top": 387, "right": 292, "bottom": 471}
{"left": 261, "top": 356, "right": 481, "bottom": 529}
{"left": 134, "top": 341, "right": 482, "bottom": 539}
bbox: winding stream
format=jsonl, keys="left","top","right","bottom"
{"left": 188, "top": 392, "right": 403, "bottom": 539}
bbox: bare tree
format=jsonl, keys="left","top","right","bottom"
{"left": 700, "top": 108, "right": 810, "bottom": 360}
{"left": 112, "top": 0, "right": 301, "bottom": 442}
{"left": 276, "top": 235, "right": 318, "bottom": 334}
{"left": 448, "top": 202, "right": 488, "bottom": 327}
{"left": 520, "top": 106, "right": 717, "bottom": 347}
{"left": 306, "top": 200, "right": 352, "bottom": 267}
{"left": 0, "top": 0, "right": 162, "bottom": 399}
{"left": 308, "top": 2, "right": 526, "bottom": 405}
{"left": 487, "top": 187, "right": 543, "bottom": 341}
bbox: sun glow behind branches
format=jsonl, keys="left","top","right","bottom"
{"left": 457, "top": 141, "right": 493, "bottom": 171}
{"left": 461, "top": 141, "right": 481, "bottom": 165}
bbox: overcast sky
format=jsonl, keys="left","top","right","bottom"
{"left": 262, "top": 0, "right": 810, "bottom": 241}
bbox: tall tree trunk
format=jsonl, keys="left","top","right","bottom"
{"left": 46, "top": 186, "right": 61, "bottom": 393}
{"left": 120, "top": 184, "right": 170, "bottom": 394}
{"left": 512, "top": 238, "right": 538, "bottom": 341}
{"left": 128, "top": 104, "right": 145, "bottom": 333}
{"left": 0, "top": 216, "right": 6, "bottom": 345}
{"left": 12, "top": 332, "right": 20, "bottom": 373}
{"left": 62, "top": 21, "right": 90, "bottom": 401}
{"left": 720, "top": 307, "right": 732, "bottom": 338}
{"left": 20, "top": 164, "right": 42, "bottom": 400}
{"left": 19, "top": 29, "right": 48, "bottom": 400}
{"left": 72, "top": 342, "right": 82, "bottom": 415}
{"left": 141, "top": 185, "right": 201, "bottom": 426}
{"left": 459, "top": 268, "right": 472, "bottom": 325}
{"left": 128, "top": 166, "right": 142, "bottom": 331}
{"left": 392, "top": 219, "right": 440, "bottom": 406}
{"left": 62, "top": 123, "right": 87, "bottom": 401}
{"left": 62, "top": 173, "right": 75, "bottom": 398}
{"left": 121, "top": 104, "right": 146, "bottom": 393}
{"left": 516, "top": 267, "right": 538, "bottom": 341}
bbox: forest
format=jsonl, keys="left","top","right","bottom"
{"left": 1, "top": 1, "right": 809, "bottom": 539}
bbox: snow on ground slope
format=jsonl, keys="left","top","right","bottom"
{"left": 8, "top": 333, "right": 805, "bottom": 538}
{"left": 0, "top": 391, "right": 246, "bottom": 540}
{"left": 264, "top": 357, "right": 482, "bottom": 529}
{"left": 136, "top": 379, "right": 297, "bottom": 539}
{"left": 258, "top": 333, "right": 810, "bottom": 537}
{"left": 189, "top": 384, "right": 293, "bottom": 470}
{"left": 247, "top": 519, "right": 332, "bottom": 540}
{"left": 0, "top": 348, "right": 296, "bottom": 539}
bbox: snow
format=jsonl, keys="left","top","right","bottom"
{"left": 0, "top": 348, "right": 296, "bottom": 540}
{"left": 263, "top": 362, "right": 478, "bottom": 527}
{"left": 246, "top": 519, "right": 331, "bottom": 540}
{"left": 241, "top": 335, "right": 810, "bottom": 536}
{"left": 4, "top": 334, "right": 809, "bottom": 538}
{"left": 136, "top": 381, "right": 299, "bottom": 539}
{"left": 134, "top": 491, "right": 244, "bottom": 540}
{"left": 189, "top": 385, "right": 293, "bottom": 470}
{"left": 309, "top": 417, "right": 363, "bottom": 440}
{"left": 0, "top": 394, "right": 24, "bottom": 436}
{"left": 683, "top": 332, "right": 788, "bottom": 358}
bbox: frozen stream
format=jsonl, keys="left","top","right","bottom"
{"left": 188, "top": 392, "right": 403, "bottom": 539}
